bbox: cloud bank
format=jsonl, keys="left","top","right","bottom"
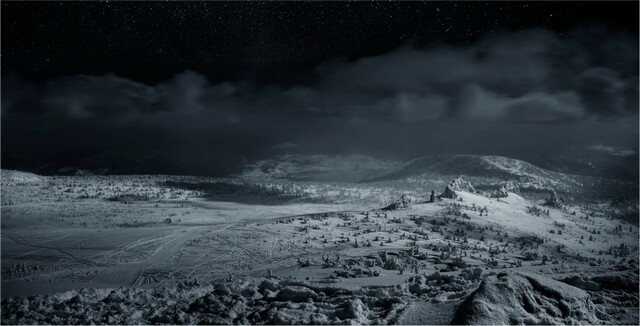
{"left": 2, "top": 27, "right": 638, "bottom": 175}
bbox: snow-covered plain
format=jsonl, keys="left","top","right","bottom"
{"left": 1, "top": 169, "right": 638, "bottom": 324}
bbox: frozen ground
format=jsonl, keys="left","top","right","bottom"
{"left": 1, "top": 169, "right": 638, "bottom": 324}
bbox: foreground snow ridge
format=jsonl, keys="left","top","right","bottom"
{"left": 452, "top": 271, "right": 601, "bottom": 325}
{"left": 1, "top": 278, "right": 409, "bottom": 325}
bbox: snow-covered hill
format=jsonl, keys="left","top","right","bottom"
{"left": 526, "top": 146, "right": 639, "bottom": 181}
{"left": 240, "top": 154, "right": 637, "bottom": 200}
{"left": 1, "top": 169, "right": 46, "bottom": 185}
{"left": 240, "top": 154, "right": 402, "bottom": 182}
{"left": 376, "top": 155, "right": 552, "bottom": 179}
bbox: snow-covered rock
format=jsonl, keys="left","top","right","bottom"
{"left": 383, "top": 194, "right": 412, "bottom": 210}
{"left": 544, "top": 190, "right": 563, "bottom": 208}
{"left": 491, "top": 181, "right": 520, "bottom": 198}
{"left": 0, "top": 279, "right": 410, "bottom": 325}
{"left": 441, "top": 186, "right": 457, "bottom": 199}
{"left": 441, "top": 177, "right": 475, "bottom": 199}
{"left": 451, "top": 272, "right": 600, "bottom": 325}
{"left": 492, "top": 186, "right": 509, "bottom": 198}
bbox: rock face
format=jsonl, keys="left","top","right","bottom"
{"left": 440, "top": 177, "right": 475, "bottom": 199}
{"left": 544, "top": 190, "right": 563, "bottom": 208}
{"left": 451, "top": 272, "right": 600, "bottom": 325}
{"left": 383, "top": 194, "right": 412, "bottom": 210}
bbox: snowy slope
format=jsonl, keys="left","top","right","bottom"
{"left": 241, "top": 154, "right": 637, "bottom": 199}
{"left": 1, "top": 170, "right": 46, "bottom": 184}
{"left": 374, "top": 154, "right": 582, "bottom": 186}
{"left": 2, "top": 172, "right": 638, "bottom": 324}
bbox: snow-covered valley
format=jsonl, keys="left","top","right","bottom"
{"left": 1, "top": 165, "right": 638, "bottom": 324}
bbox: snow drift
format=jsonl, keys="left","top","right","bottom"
{"left": 451, "top": 272, "right": 601, "bottom": 325}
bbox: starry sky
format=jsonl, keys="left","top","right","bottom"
{"left": 3, "top": 1, "right": 638, "bottom": 84}
{"left": 2, "top": 1, "right": 639, "bottom": 176}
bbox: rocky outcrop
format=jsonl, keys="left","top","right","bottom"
{"left": 544, "top": 190, "right": 563, "bottom": 208}
{"left": 441, "top": 186, "right": 457, "bottom": 199}
{"left": 492, "top": 186, "right": 509, "bottom": 198}
{"left": 382, "top": 194, "right": 412, "bottom": 210}
{"left": 503, "top": 181, "right": 520, "bottom": 193}
{"left": 440, "top": 177, "right": 475, "bottom": 199}
{"left": 491, "top": 182, "right": 520, "bottom": 198}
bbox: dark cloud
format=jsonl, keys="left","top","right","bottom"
{"left": 2, "top": 27, "right": 638, "bottom": 175}
{"left": 5, "top": 28, "right": 637, "bottom": 124}
{"left": 312, "top": 28, "right": 637, "bottom": 122}
{"left": 575, "top": 67, "right": 628, "bottom": 117}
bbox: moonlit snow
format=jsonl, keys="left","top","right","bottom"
{"left": 1, "top": 154, "right": 638, "bottom": 324}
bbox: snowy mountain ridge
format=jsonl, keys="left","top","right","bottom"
{"left": 240, "top": 154, "right": 636, "bottom": 200}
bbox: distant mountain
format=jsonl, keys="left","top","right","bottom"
{"left": 239, "top": 154, "right": 402, "bottom": 183}
{"left": 243, "top": 154, "right": 581, "bottom": 184}
{"left": 524, "top": 146, "right": 639, "bottom": 181}
{"left": 372, "top": 155, "right": 558, "bottom": 180}
{"left": 3, "top": 150, "right": 244, "bottom": 177}
{"left": 240, "top": 154, "right": 638, "bottom": 199}
{"left": 369, "top": 154, "right": 597, "bottom": 192}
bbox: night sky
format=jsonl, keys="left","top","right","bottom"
{"left": 2, "top": 1, "right": 639, "bottom": 176}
